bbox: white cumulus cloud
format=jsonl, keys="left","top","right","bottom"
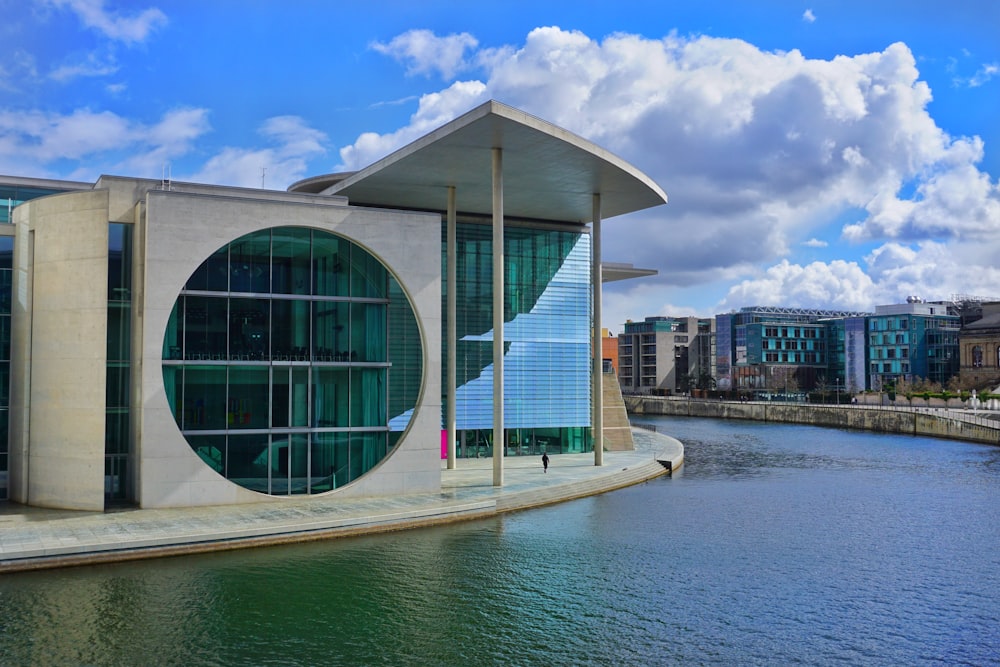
{"left": 370, "top": 29, "right": 479, "bottom": 79}
{"left": 44, "top": 0, "right": 167, "bottom": 45}
{"left": 189, "top": 116, "right": 328, "bottom": 189}
{"left": 351, "top": 28, "right": 1000, "bottom": 316}
{"left": 0, "top": 106, "right": 209, "bottom": 179}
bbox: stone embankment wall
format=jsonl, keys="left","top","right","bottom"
{"left": 625, "top": 396, "right": 1000, "bottom": 446}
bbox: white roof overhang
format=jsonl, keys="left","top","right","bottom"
{"left": 290, "top": 100, "right": 667, "bottom": 224}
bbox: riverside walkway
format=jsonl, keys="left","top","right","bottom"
{"left": 0, "top": 429, "right": 682, "bottom": 573}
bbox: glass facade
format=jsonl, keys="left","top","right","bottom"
{"left": 162, "top": 227, "right": 421, "bottom": 496}
{"left": 106, "top": 224, "right": 132, "bottom": 503}
{"left": 0, "top": 235, "right": 11, "bottom": 499}
{"left": 444, "top": 222, "right": 592, "bottom": 457}
{"left": 0, "top": 183, "right": 75, "bottom": 224}
{"left": 868, "top": 313, "right": 959, "bottom": 387}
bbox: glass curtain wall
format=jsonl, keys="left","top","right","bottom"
{"left": 106, "top": 223, "right": 132, "bottom": 504}
{"left": 162, "top": 227, "right": 420, "bottom": 496}
{"left": 0, "top": 235, "right": 11, "bottom": 500}
{"left": 443, "top": 221, "right": 592, "bottom": 458}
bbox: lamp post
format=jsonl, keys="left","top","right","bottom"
{"left": 835, "top": 378, "right": 840, "bottom": 405}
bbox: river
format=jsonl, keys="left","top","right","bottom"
{"left": 1, "top": 417, "right": 998, "bottom": 666}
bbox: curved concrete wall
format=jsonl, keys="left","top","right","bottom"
{"left": 10, "top": 190, "right": 110, "bottom": 510}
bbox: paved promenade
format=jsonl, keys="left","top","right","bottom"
{"left": 0, "top": 429, "right": 681, "bottom": 573}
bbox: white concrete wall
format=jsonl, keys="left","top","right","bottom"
{"left": 137, "top": 184, "right": 442, "bottom": 508}
{"left": 10, "top": 190, "right": 109, "bottom": 510}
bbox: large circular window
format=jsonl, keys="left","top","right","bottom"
{"left": 162, "top": 226, "right": 422, "bottom": 496}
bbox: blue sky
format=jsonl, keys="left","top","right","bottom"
{"left": 3, "top": 1, "right": 999, "bottom": 332}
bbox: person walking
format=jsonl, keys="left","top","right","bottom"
{"left": 542, "top": 452, "right": 549, "bottom": 473}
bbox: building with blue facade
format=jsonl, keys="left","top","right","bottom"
{"left": 714, "top": 303, "right": 961, "bottom": 396}
{"left": 867, "top": 301, "right": 960, "bottom": 391}
{"left": 715, "top": 306, "right": 869, "bottom": 394}
{"left": 1, "top": 101, "right": 667, "bottom": 509}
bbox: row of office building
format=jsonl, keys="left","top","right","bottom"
{"left": 617, "top": 298, "right": 1000, "bottom": 397}
{"left": 0, "top": 101, "right": 667, "bottom": 511}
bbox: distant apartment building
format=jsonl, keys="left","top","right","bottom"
{"left": 867, "top": 301, "right": 959, "bottom": 390}
{"left": 618, "top": 316, "right": 714, "bottom": 394}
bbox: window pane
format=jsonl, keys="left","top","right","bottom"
{"left": 186, "top": 247, "right": 229, "bottom": 292}
{"left": 228, "top": 366, "right": 269, "bottom": 429}
{"left": 106, "top": 361, "right": 129, "bottom": 408}
{"left": 272, "top": 367, "right": 290, "bottom": 428}
{"left": 108, "top": 223, "right": 133, "bottom": 300}
{"left": 163, "top": 366, "right": 183, "bottom": 425}
{"left": 269, "top": 435, "right": 290, "bottom": 496}
{"left": 182, "top": 365, "right": 227, "bottom": 430}
{"left": 107, "top": 302, "right": 130, "bottom": 360}
{"left": 227, "top": 434, "right": 269, "bottom": 493}
{"left": 163, "top": 302, "right": 182, "bottom": 359}
{"left": 313, "top": 301, "right": 348, "bottom": 361}
{"left": 351, "top": 302, "right": 386, "bottom": 362}
{"left": 350, "top": 432, "right": 385, "bottom": 480}
{"left": 312, "top": 233, "right": 347, "bottom": 297}
{"left": 230, "top": 230, "right": 271, "bottom": 293}
{"left": 310, "top": 432, "right": 339, "bottom": 493}
{"left": 188, "top": 434, "right": 226, "bottom": 475}
{"left": 289, "top": 433, "right": 309, "bottom": 495}
{"left": 313, "top": 367, "right": 349, "bottom": 427}
{"left": 350, "top": 243, "right": 386, "bottom": 298}
{"left": 292, "top": 367, "right": 309, "bottom": 426}
{"left": 271, "top": 299, "right": 311, "bottom": 360}
{"left": 272, "top": 227, "right": 312, "bottom": 295}
{"left": 351, "top": 368, "right": 385, "bottom": 427}
{"left": 229, "top": 298, "right": 269, "bottom": 361}
{"left": 184, "top": 296, "right": 228, "bottom": 360}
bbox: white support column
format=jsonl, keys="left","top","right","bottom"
{"left": 592, "top": 193, "right": 604, "bottom": 466}
{"left": 492, "top": 148, "right": 504, "bottom": 487}
{"left": 446, "top": 186, "right": 457, "bottom": 469}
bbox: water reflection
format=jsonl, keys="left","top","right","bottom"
{"left": 1, "top": 417, "right": 999, "bottom": 666}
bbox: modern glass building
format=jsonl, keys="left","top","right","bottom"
{"left": 824, "top": 316, "right": 868, "bottom": 395}
{"left": 444, "top": 222, "right": 592, "bottom": 457}
{"left": 2, "top": 101, "right": 667, "bottom": 510}
{"left": 715, "top": 306, "right": 871, "bottom": 393}
{"left": 867, "top": 302, "right": 960, "bottom": 390}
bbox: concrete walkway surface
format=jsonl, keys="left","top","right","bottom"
{"left": 0, "top": 429, "right": 682, "bottom": 573}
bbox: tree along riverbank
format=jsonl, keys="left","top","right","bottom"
{"left": 625, "top": 395, "right": 1000, "bottom": 447}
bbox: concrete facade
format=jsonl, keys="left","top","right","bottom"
{"left": 136, "top": 182, "right": 442, "bottom": 508}
{"left": 10, "top": 178, "right": 443, "bottom": 510}
{"left": 618, "top": 316, "right": 714, "bottom": 394}
{"left": 10, "top": 190, "right": 110, "bottom": 510}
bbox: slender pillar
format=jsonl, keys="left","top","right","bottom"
{"left": 492, "top": 148, "right": 504, "bottom": 486}
{"left": 592, "top": 193, "right": 604, "bottom": 466}
{"left": 446, "top": 186, "right": 457, "bottom": 469}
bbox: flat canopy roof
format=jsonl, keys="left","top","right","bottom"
{"left": 602, "top": 262, "right": 658, "bottom": 283}
{"left": 290, "top": 100, "right": 667, "bottom": 224}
